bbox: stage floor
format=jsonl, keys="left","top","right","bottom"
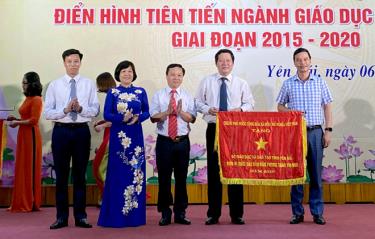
{"left": 0, "top": 204, "right": 373, "bottom": 239}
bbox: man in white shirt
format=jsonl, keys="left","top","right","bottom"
{"left": 195, "top": 49, "right": 255, "bottom": 225}
{"left": 150, "top": 64, "right": 196, "bottom": 226}
{"left": 44, "top": 49, "right": 99, "bottom": 229}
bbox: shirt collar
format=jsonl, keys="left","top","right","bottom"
{"left": 295, "top": 73, "right": 314, "bottom": 83}
{"left": 166, "top": 86, "right": 181, "bottom": 95}
{"left": 64, "top": 74, "right": 81, "bottom": 83}
{"left": 217, "top": 73, "right": 232, "bottom": 82}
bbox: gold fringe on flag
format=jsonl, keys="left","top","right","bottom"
{"left": 216, "top": 112, "right": 308, "bottom": 186}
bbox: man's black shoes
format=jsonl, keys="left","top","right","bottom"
{"left": 313, "top": 216, "right": 326, "bottom": 225}
{"left": 231, "top": 217, "right": 245, "bottom": 225}
{"left": 205, "top": 217, "right": 219, "bottom": 225}
{"left": 159, "top": 216, "right": 172, "bottom": 226}
{"left": 174, "top": 216, "right": 191, "bottom": 225}
{"left": 75, "top": 218, "right": 93, "bottom": 228}
{"left": 290, "top": 214, "right": 325, "bottom": 225}
{"left": 50, "top": 219, "right": 68, "bottom": 229}
{"left": 290, "top": 215, "right": 304, "bottom": 224}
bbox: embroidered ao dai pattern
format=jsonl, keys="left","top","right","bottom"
{"left": 98, "top": 85, "right": 150, "bottom": 227}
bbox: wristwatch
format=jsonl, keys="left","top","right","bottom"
{"left": 325, "top": 127, "right": 333, "bottom": 132}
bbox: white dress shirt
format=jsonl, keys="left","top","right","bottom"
{"left": 150, "top": 86, "right": 196, "bottom": 137}
{"left": 195, "top": 73, "right": 255, "bottom": 123}
{"left": 44, "top": 74, "right": 100, "bottom": 123}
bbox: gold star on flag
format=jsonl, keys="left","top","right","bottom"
{"left": 255, "top": 137, "right": 268, "bottom": 150}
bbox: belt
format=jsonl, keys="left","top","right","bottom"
{"left": 307, "top": 125, "right": 321, "bottom": 131}
{"left": 54, "top": 122, "right": 88, "bottom": 128}
{"left": 158, "top": 134, "right": 188, "bottom": 143}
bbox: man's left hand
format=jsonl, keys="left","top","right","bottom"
{"left": 176, "top": 99, "right": 182, "bottom": 114}
{"left": 323, "top": 132, "right": 331, "bottom": 148}
{"left": 229, "top": 107, "right": 242, "bottom": 112}
{"left": 71, "top": 99, "right": 82, "bottom": 113}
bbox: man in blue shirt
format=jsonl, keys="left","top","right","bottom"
{"left": 276, "top": 48, "right": 333, "bottom": 225}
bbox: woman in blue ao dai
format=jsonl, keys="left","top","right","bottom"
{"left": 98, "top": 60, "right": 150, "bottom": 227}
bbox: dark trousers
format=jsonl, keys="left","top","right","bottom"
{"left": 291, "top": 128, "right": 324, "bottom": 217}
{"left": 155, "top": 135, "right": 190, "bottom": 217}
{"left": 206, "top": 123, "right": 243, "bottom": 219}
{"left": 52, "top": 123, "right": 91, "bottom": 220}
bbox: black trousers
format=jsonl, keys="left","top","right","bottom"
{"left": 155, "top": 135, "right": 190, "bottom": 217}
{"left": 52, "top": 123, "right": 91, "bottom": 220}
{"left": 206, "top": 123, "right": 243, "bottom": 219}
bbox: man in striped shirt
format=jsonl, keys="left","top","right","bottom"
{"left": 276, "top": 48, "right": 333, "bottom": 225}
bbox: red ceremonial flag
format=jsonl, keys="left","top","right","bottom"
{"left": 215, "top": 111, "right": 307, "bottom": 185}
{"left": 0, "top": 120, "right": 7, "bottom": 177}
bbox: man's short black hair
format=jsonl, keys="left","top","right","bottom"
{"left": 166, "top": 63, "right": 185, "bottom": 76}
{"left": 215, "top": 49, "right": 235, "bottom": 64}
{"left": 293, "top": 48, "right": 311, "bottom": 61}
{"left": 62, "top": 49, "right": 83, "bottom": 61}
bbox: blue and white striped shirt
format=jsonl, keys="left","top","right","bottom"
{"left": 276, "top": 74, "right": 333, "bottom": 126}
